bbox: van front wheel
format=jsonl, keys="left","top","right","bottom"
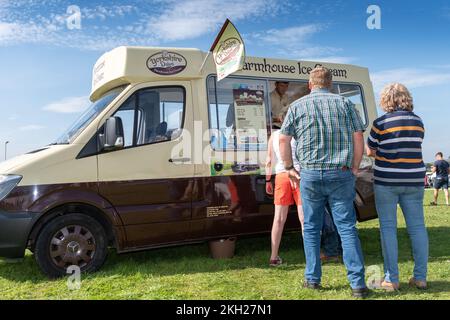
{"left": 34, "top": 213, "right": 108, "bottom": 278}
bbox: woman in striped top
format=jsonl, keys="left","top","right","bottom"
{"left": 366, "top": 83, "right": 428, "bottom": 291}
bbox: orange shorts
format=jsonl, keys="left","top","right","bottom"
{"left": 274, "top": 172, "right": 302, "bottom": 206}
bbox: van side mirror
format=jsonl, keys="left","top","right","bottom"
{"left": 100, "top": 117, "right": 124, "bottom": 151}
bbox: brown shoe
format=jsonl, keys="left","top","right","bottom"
{"left": 269, "top": 256, "right": 283, "bottom": 267}
{"left": 380, "top": 280, "right": 400, "bottom": 292}
{"left": 409, "top": 278, "right": 427, "bottom": 290}
{"left": 429, "top": 201, "right": 437, "bottom": 206}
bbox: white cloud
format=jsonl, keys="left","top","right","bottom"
{"left": 0, "top": 2, "right": 155, "bottom": 51}
{"left": 0, "top": 21, "right": 14, "bottom": 37}
{"left": 370, "top": 68, "right": 450, "bottom": 93}
{"left": 250, "top": 24, "right": 354, "bottom": 63}
{"left": 254, "top": 25, "right": 323, "bottom": 45}
{"left": 19, "top": 124, "right": 45, "bottom": 131}
{"left": 43, "top": 96, "right": 90, "bottom": 113}
{"left": 82, "top": 5, "right": 136, "bottom": 20}
{"left": 8, "top": 114, "right": 19, "bottom": 121}
{"left": 0, "top": 0, "right": 9, "bottom": 13}
{"left": 0, "top": 0, "right": 354, "bottom": 61}
{"left": 0, "top": 0, "right": 285, "bottom": 51}
{"left": 0, "top": 21, "right": 62, "bottom": 45}
{"left": 423, "top": 63, "right": 450, "bottom": 69}
{"left": 147, "top": 0, "right": 283, "bottom": 42}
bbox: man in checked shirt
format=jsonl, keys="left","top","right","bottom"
{"left": 279, "top": 66, "right": 369, "bottom": 298}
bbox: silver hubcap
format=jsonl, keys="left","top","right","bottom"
{"left": 49, "top": 225, "right": 96, "bottom": 269}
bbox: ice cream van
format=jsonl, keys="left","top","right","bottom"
{"left": 0, "top": 46, "right": 377, "bottom": 277}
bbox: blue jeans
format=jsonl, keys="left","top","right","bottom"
{"left": 300, "top": 169, "right": 366, "bottom": 289}
{"left": 374, "top": 184, "right": 428, "bottom": 283}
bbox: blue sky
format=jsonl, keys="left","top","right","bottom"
{"left": 0, "top": 0, "right": 449, "bottom": 162}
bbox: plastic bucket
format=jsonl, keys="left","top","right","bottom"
{"left": 209, "top": 237, "right": 236, "bottom": 259}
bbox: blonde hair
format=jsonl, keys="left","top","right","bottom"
{"left": 309, "top": 66, "right": 332, "bottom": 88}
{"left": 380, "top": 83, "right": 414, "bottom": 112}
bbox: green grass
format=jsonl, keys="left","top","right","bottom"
{"left": 1, "top": 191, "right": 449, "bottom": 300}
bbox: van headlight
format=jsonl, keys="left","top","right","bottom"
{"left": 0, "top": 175, "right": 22, "bottom": 201}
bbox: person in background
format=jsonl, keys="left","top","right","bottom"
{"left": 270, "top": 81, "right": 290, "bottom": 127}
{"left": 430, "top": 166, "right": 436, "bottom": 187}
{"left": 320, "top": 207, "right": 341, "bottom": 263}
{"left": 430, "top": 152, "right": 450, "bottom": 206}
{"left": 266, "top": 161, "right": 342, "bottom": 266}
{"left": 265, "top": 112, "right": 303, "bottom": 267}
{"left": 279, "top": 66, "right": 368, "bottom": 298}
{"left": 367, "top": 83, "right": 429, "bottom": 291}
{"left": 266, "top": 112, "right": 341, "bottom": 267}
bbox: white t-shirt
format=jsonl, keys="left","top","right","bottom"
{"left": 271, "top": 130, "right": 300, "bottom": 174}
{"left": 270, "top": 90, "right": 290, "bottom": 127}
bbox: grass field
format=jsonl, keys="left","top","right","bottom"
{"left": 1, "top": 191, "right": 449, "bottom": 300}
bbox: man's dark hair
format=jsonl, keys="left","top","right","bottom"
{"left": 275, "top": 81, "right": 289, "bottom": 85}
{"left": 436, "top": 152, "right": 443, "bottom": 158}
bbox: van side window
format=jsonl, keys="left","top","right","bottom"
{"left": 336, "top": 84, "right": 367, "bottom": 126}
{"left": 207, "top": 76, "right": 270, "bottom": 151}
{"left": 265, "top": 80, "right": 367, "bottom": 127}
{"left": 113, "top": 86, "right": 185, "bottom": 148}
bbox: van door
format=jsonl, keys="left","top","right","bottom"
{"left": 97, "top": 82, "right": 195, "bottom": 249}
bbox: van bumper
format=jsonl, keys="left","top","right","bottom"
{"left": 0, "top": 210, "right": 37, "bottom": 258}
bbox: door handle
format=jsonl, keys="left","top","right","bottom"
{"left": 168, "top": 157, "right": 191, "bottom": 163}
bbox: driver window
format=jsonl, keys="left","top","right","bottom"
{"left": 113, "top": 86, "right": 185, "bottom": 148}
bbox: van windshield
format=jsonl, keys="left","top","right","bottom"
{"left": 54, "top": 86, "right": 126, "bottom": 144}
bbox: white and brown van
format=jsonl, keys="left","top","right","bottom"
{"left": 0, "top": 46, "right": 377, "bottom": 277}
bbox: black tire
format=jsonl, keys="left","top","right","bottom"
{"left": 34, "top": 213, "right": 108, "bottom": 278}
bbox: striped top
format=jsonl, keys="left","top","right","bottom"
{"left": 281, "top": 88, "right": 365, "bottom": 170}
{"left": 367, "top": 110, "right": 426, "bottom": 186}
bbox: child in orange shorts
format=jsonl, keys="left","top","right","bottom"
{"left": 266, "top": 126, "right": 304, "bottom": 267}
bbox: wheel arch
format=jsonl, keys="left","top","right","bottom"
{"left": 28, "top": 202, "right": 122, "bottom": 251}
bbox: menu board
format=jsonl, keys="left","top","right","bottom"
{"left": 232, "top": 88, "right": 267, "bottom": 150}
